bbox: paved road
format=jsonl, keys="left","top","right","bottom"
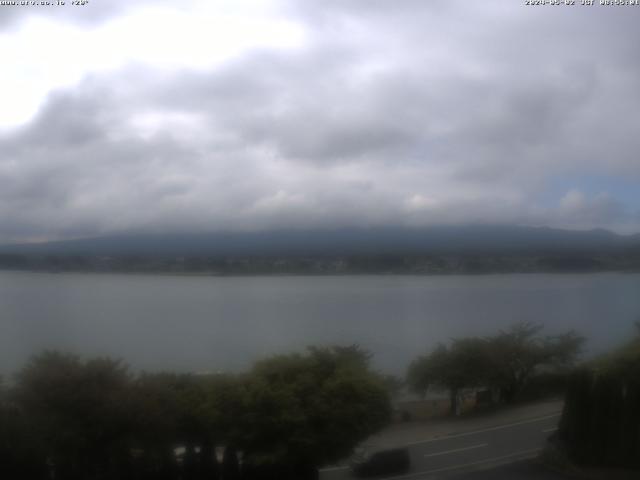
{"left": 448, "top": 459, "right": 572, "bottom": 480}
{"left": 320, "top": 412, "right": 561, "bottom": 480}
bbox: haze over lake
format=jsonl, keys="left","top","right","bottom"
{"left": 1, "top": 271, "right": 639, "bottom": 376}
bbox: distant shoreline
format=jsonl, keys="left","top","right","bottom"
{"left": 1, "top": 266, "right": 639, "bottom": 277}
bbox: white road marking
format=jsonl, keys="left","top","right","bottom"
{"left": 404, "top": 412, "right": 561, "bottom": 447}
{"left": 319, "top": 465, "right": 349, "bottom": 472}
{"left": 320, "top": 412, "right": 559, "bottom": 477}
{"left": 379, "top": 448, "right": 542, "bottom": 480}
{"left": 424, "top": 443, "right": 488, "bottom": 458}
{"left": 542, "top": 427, "right": 558, "bottom": 433}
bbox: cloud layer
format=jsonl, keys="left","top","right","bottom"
{"left": 1, "top": 0, "right": 640, "bottom": 243}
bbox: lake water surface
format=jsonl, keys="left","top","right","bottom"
{"left": 1, "top": 271, "right": 639, "bottom": 376}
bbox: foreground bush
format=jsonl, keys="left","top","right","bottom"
{"left": 0, "top": 345, "right": 390, "bottom": 480}
{"left": 558, "top": 332, "right": 640, "bottom": 469}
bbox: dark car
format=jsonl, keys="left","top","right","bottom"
{"left": 350, "top": 447, "right": 411, "bottom": 477}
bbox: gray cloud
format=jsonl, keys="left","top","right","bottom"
{"left": 2, "top": 1, "right": 640, "bottom": 243}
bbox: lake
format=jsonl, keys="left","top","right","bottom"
{"left": 1, "top": 271, "right": 639, "bottom": 376}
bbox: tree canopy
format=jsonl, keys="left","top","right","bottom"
{"left": 407, "top": 322, "right": 584, "bottom": 411}
{"left": 1, "top": 346, "right": 391, "bottom": 480}
{"left": 238, "top": 345, "right": 390, "bottom": 476}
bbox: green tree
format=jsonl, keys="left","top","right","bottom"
{"left": 407, "top": 338, "right": 491, "bottom": 414}
{"left": 487, "top": 322, "right": 583, "bottom": 402}
{"left": 4, "top": 345, "right": 392, "bottom": 480}
{"left": 14, "top": 352, "right": 134, "bottom": 480}
{"left": 131, "top": 372, "right": 225, "bottom": 480}
{"left": 238, "top": 345, "right": 391, "bottom": 479}
{"left": 407, "top": 323, "right": 584, "bottom": 411}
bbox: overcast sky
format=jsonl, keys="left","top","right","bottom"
{"left": 1, "top": 0, "right": 640, "bottom": 243}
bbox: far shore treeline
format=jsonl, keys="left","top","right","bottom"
{"left": 1, "top": 321, "right": 639, "bottom": 479}
{"left": 2, "top": 251, "right": 640, "bottom": 275}
{"left": 1, "top": 226, "right": 640, "bottom": 275}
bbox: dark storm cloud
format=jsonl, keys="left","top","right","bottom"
{"left": 2, "top": 1, "right": 640, "bottom": 242}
